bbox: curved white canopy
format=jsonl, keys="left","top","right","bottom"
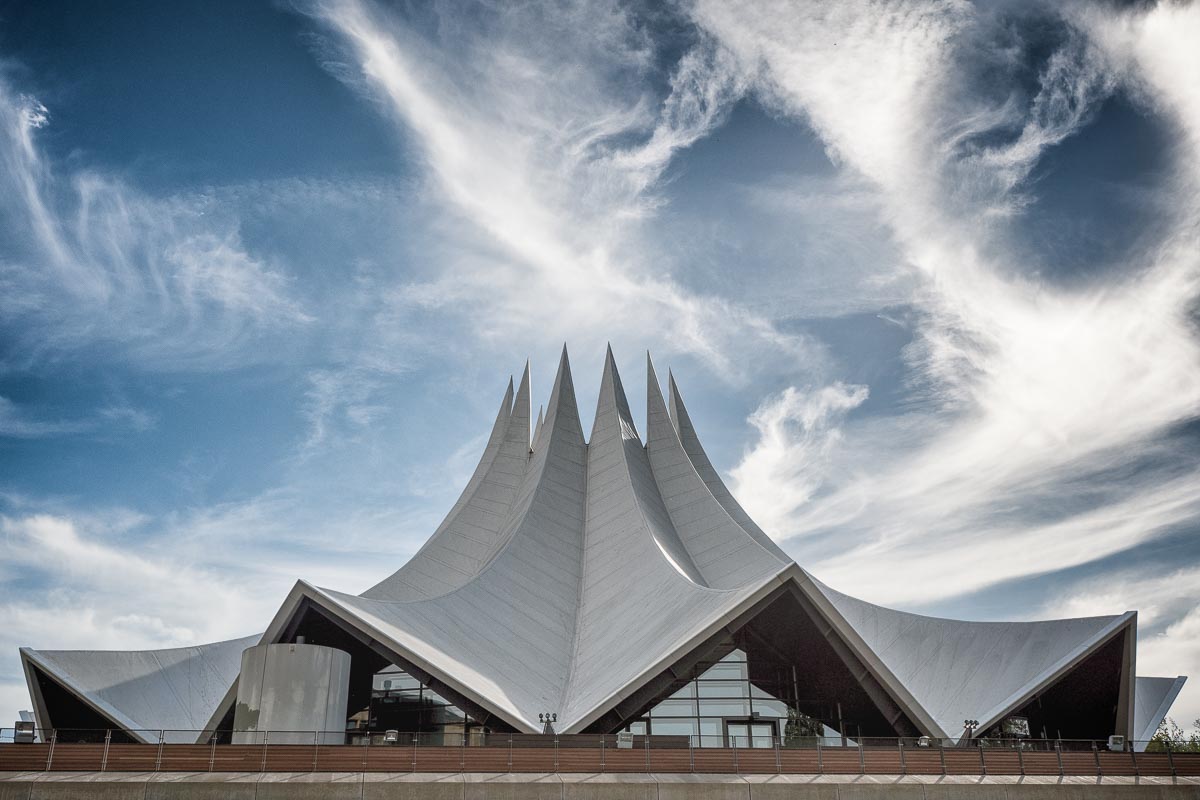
{"left": 22, "top": 348, "right": 1183, "bottom": 742}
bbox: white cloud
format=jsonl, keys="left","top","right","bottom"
{"left": 0, "top": 75, "right": 311, "bottom": 370}
{"left": 701, "top": 0, "right": 1200, "bottom": 615}
{"left": 303, "top": 0, "right": 819, "bottom": 381}
{"left": 730, "top": 382, "right": 867, "bottom": 537}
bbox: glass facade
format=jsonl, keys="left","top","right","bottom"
{"left": 622, "top": 649, "right": 822, "bottom": 748}
{"left": 348, "top": 666, "right": 489, "bottom": 745}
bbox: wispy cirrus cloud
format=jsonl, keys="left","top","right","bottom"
{"left": 0, "top": 76, "right": 312, "bottom": 370}
{"left": 0, "top": 395, "right": 156, "bottom": 438}
{"left": 704, "top": 0, "right": 1200, "bottom": 717}
{"left": 301, "top": 0, "right": 818, "bottom": 380}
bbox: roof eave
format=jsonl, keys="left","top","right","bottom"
{"left": 19, "top": 647, "right": 154, "bottom": 744}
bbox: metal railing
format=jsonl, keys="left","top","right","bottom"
{"left": 0, "top": 729, "right": 1195, "bottom": 777}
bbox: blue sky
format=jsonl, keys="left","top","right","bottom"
{"left": 1, "top": 0, "right": 1198, "bottom": 728}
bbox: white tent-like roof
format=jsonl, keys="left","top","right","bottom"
{"left": 21, "top": 348, "right": 1185, "bottom": 743}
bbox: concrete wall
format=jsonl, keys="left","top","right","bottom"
{"left": 1, "top": 774, "right": 1198, "bottom": 799}
{"left": 233, "top": 643, "right": 351, "bottom": 746}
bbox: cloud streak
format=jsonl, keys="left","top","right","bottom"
{"left": 0, "top": 75, "right": 311, "bottom": 370}
{"left": 303, "top": 0, "right": 818, "bottom": 379}
{"left": 704, "top": 0, "right": 1200, "bottom": 719}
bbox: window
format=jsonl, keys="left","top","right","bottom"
{"left": 360, "top": 666, "right": 488, "bottom": 745}
{"left": 621, "top": 649, "right": 796, "bottom": 748}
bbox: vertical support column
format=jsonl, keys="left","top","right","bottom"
{"left": 45, "top": 729, "right": 56, "bottom": 771}
{"left": 100, "top": 729, "right": 111, "bottom": 772}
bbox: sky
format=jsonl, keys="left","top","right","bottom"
{"left": 0, "top": 0, "right": 1198, "bottom": 732}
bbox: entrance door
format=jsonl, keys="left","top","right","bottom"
{"left": 726, "top": 720, "right": 775, "bottom": 748}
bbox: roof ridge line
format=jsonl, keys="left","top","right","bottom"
{"left": 646, "top": 356, "right": 790, "bottom": 586}
{"left": 593, "top": 347, "right": 709, "bottom": 588}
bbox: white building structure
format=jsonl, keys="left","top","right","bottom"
{"left": 19, "top": 348, "right": 1186, "bottom": 749}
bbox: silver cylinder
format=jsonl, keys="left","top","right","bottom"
{"left": 232, "top": 642, "right": 351, "bottom": 745}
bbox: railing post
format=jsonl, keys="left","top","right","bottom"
{"left": 774, "top": 736, "right": 780, "bottom": 775}
{"left": 898, "top": 739, "right": 906, "bottom": 775}
{"left": 312, "top": 730, "right": 319, "bottom": 773}
{"left": 1055, "top": 740, "right": 1063, "bottom": 778}
{"left": 939, "top": 739, "right": 946, "bottom": 776}
{"left": 1128, "top": 743, "right": 1138, "bottom": 777}
{"left": 460, "top": 731, "right": 465, "bottom": 772}
{"left": 1093, "top": 741, "right": 1102, "bottom": 777}
{"left": 507, "top": 733, "right": 512, "bottom": 772}
{"left": 155, "top": 730, "right": 165, "bottom": 772}
{"left": 209, "top": 731, "right": 217, "bottom": 772}
{"left": 601, "top": 733, "right": 606, "bottom": 773}
{"left": 1016, "top": 742, "right": 1025, "bottom": 776}
{"left": 411, "top": 733, "right": 417, "bottom": 773}
{"left": 45, "top": 729, "right": 56, "bottom": 771}
{"left": 1165, "top": 739, "right": 1176, "bottom": 778}
{"left": 260, "top": 731, "right": 269, "bottom": 774}
{"left": 644, "top": 732, "right": 650, "bottom": 772}
{"left": 978, "top": 741, "right": 986, "bottom": 776}
{"left": 732, "top": 738, "right": 738, "bottom": 775}
{"left": 816, "top": 738, "right": 823, "bottom": 774}
{"left": 858, "top": 740, "right": 865, "bottom": 774}
{"left": 554, "top": 734, "right": 559, "bottom": 772}
{"left": 101, "top": 729, "right": 111, "bottom": 772}
{"left": 688, "top": 735, "right": 693, "bottom": 774}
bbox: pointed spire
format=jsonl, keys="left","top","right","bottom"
{"left": 591, "top": 344, "right": 637, "bottom": 443}
{"left": 667, "top": 370, "right": 689, "bottom": 439}
{"left": 645, "top": 353, "right": 675, "bottom": 449}
{"left": 667, "top": 368, "right": 791, "bottom": 562}
{"left": 533, "top": 405, "right": 545, "bottom": 447}
{"left": 545, "top": 344, "right": 584, "bottom": 443}
{"left": 506, "top": 360, "right": 532, "bottom": 451}
{"left": 493, "top": 376, "right": 515, "bottom": 436}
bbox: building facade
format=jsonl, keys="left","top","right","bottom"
{"left": 19, "top": 348, "right": 1187, "bottom": 749}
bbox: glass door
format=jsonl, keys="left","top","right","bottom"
{"left": 725, "top": 720, "right": 775, "bottom": 748}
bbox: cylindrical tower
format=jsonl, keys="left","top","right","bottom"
{"left": 232, "top": 642, "right": 351, "bottom": 745}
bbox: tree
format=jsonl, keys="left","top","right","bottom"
{"left": 1145, "top": 718, "right": 1200, "bottom": 753}
{"left": 783, "top": 708, "right": 824, "bottom": 747}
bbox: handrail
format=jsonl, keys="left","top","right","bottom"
{"left": 0, "top": 728, "right": 1195, "bottom": 777}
